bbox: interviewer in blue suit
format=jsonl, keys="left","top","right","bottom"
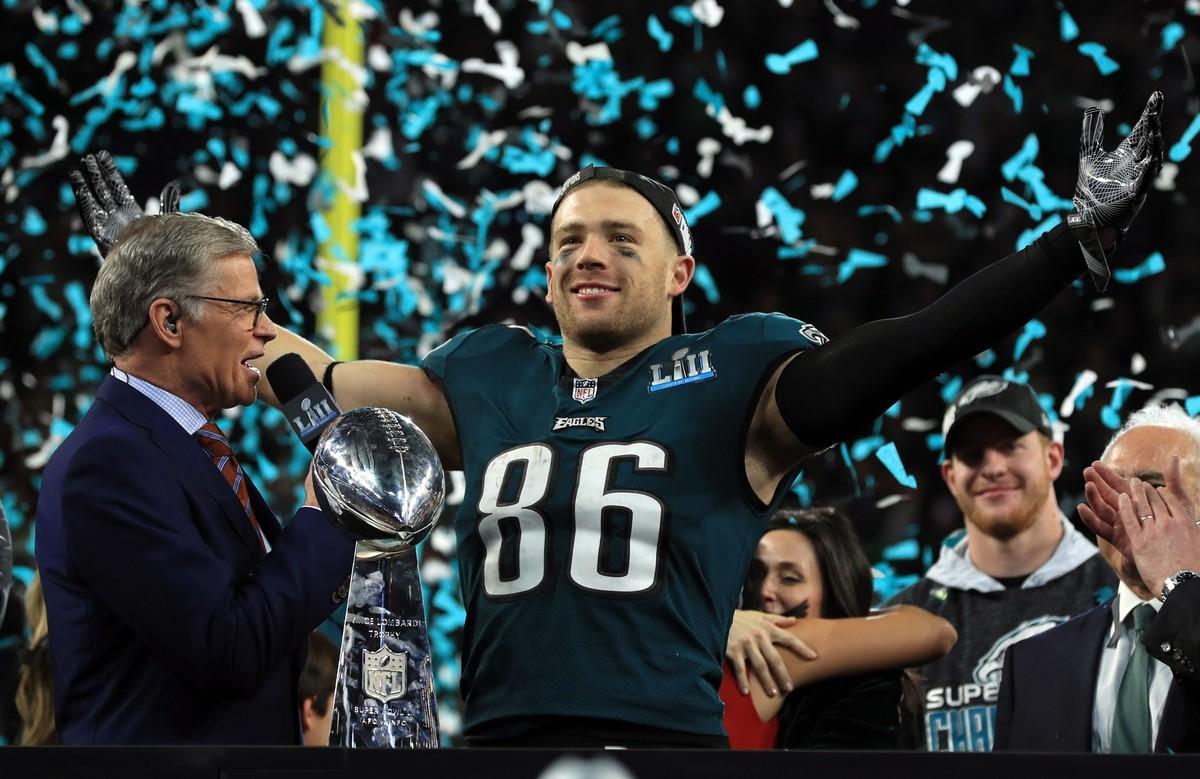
{"left": 35, "top": 210, "right": 356, "bottom": 744}
{"left": 994, "top": 406, "right": 1200, "bottom": 753}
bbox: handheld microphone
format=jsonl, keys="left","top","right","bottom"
{"left": 266, "top": 353, "right": 342, "bottom": 453}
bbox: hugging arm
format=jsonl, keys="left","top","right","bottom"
{"left": 748, "top": 605, "right": 956, "bottom": 721}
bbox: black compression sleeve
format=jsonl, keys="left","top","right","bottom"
{"left": 775, "top": 223, "right": 1082, "bottom": 449}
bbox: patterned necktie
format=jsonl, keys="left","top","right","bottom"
{"left": 1111, "top": 603, "right": 1157, "bottom": 753}
{"left": 194, "top": 422, "right": 265, "bottom": 550}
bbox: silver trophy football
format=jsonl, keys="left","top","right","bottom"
{"left": 313, "top": 407, "right": 445, "bottom": 748}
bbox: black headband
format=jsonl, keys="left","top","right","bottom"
{"left": 551, "top": 165, "right": 693, "bottom": 333}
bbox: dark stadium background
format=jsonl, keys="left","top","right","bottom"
{"left": 1, "top": 0, "right": 1198, "bottom": 743}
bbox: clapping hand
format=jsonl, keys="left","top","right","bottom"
{"left": 1081, "top": 456, "right": 1200, "bottom": 597}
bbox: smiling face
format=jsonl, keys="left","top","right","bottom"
{"left": 941, "top": 415, "right": 1062, "bottom": 541}
{"left": 546, "top": 181, "right": 692, "bottom": 353}
{"left": 176, "top": 252, "right": 277, "bottom": 417}
{"left": 755, "top": 529, "right": 825, "bottom": 618}
{"left": 1098, "top": 425, "right": 1200, "bottom": 595}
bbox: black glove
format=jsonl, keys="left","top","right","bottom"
{"left": 69, "top": 150, "right": 181, "bottom": 258}
{"left": 1066, "top": 91, "right": 1164, "bottom": 292}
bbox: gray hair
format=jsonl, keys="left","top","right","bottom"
{"left": 90, "top": 213, "right": 259, "bottom": 359}
{"left": 1100, "top": 403, "right": 1200, "bottom": 463}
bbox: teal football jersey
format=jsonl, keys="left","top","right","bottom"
{"left": 421, "top": 313, "right": 824, "bottom": 737}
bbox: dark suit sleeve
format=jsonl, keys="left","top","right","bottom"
{"left": 1144, "top": 578, "right": 1200, "bottom": 684}
{"left": 61, "top": 434, "right": 355, "bottom": 697}
{"left": 992, "top": 641, "right": 1018, "bottom": 750}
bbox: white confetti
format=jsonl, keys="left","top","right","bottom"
{"left": 235, "top": 0, "right": 267, "bottom": 37}
{"left": 268, "top": 151, "right": 318, "bottom": 186}
{"left": 823, "top": 0, "right": 860, "bottom": 29}
{"left": 708, "top": 105, "right": 773, "bottom": 145}
{"left": 675, "top": 183, "right": 700, "bottom": 207}
{"left": 696, "top": 137, "right": 721, "bottom": 178}
{"left": 937, "top": 140, "right": 975, "bottom": 184}
{"left": 565, "top": 41, "right": 613, "bottom": 65}
{"left": 399, "top": 8, "right": 439, "bottom": 37}
{"left": 1072, "top": 96, "right": 1116, "bottom": 112}
{"left": 367, "top": 44, "right": 393, "bottom": 72}
{"left": 1060, "top": 369, "right": 1097, "bottom": 417}
{"left": 952, "top": 66, "right": 1001, "bottom": 107}
{"left": 217, "top": 161, "right": 242, "bottom": 190}
{"left": 511, "top": 223, "right": 544, "bottom": 271}
{"left": 462, "top": 40, "right": 524, "bottom": 89}
{"left": 19, "top": 115, "right": 69, "bottom": 170}
{"left": 474, "top": 0, "right": 502, "bottom": 33}
{"left": 901, "top": 252, "right": 949, "bottom": 284}
{"left": 362, "top": 126, "right": 394, "bottom": 161}
{"left": 691, "top": 0, "right": 725, "bottom": 27}
{"left": 1155, "top": 161, "right": 1178, "bottom": 191}
{"left": 523, "top": 180, "right": 557, "bottom": 214}
{"left": 810, "top": 181, "right": 835, "bottom": 199}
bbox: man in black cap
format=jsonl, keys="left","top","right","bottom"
{"left": 71, "top": 92, "right": 1160, "bottom": 747}
{"left": 887, "top": 376, "right": 1116, "bottom": 753}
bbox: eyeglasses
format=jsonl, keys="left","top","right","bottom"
{"left": 188, "top": 295, "right": 271, "bottom": 328}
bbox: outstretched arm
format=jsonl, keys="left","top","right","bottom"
{"left": 252, "top": 330, "right": 461, "bottom": 469}
{"left": 746, "top": 93, "right": 1163, "bottom": 501}
{"left": 748, "top": 605, "right": 956, "bottom": 721}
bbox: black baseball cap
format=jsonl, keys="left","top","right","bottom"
{"left": 941, "top": 375, "right": 1053, "bottom": 455}
{"left": 550, "top": 164, "right": 693, "bottom": 334}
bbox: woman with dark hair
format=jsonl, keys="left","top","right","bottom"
{"left": 720, "top": 508, "right": 949, "bottom": 749}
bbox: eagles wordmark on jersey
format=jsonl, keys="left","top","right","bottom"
{"left": 421, "top": 313, "right": 823, "bottom": 738}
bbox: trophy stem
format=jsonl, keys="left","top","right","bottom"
{"left": 329, "top": 544, "right": 440, "bottom": 748}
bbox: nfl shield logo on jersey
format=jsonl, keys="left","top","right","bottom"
{"left": 363, "top": 646, "right": 407, "bottom": 703}
{"left": 572, "top": 377, "right": 598, "bottom": 404}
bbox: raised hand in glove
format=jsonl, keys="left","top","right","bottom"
{"left": 1067, "top": 91, "right": 1164, "bottom": 292}
{"left": 69, "top": 150, "right": 181, "bottom": 258}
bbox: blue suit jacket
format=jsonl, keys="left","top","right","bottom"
{"left": 994, "top": 593, "right": 1200, "bottom": 752}
{"left": 35, "top": 377, "right": 355, "bottom": 744}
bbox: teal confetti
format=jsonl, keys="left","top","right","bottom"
{"left": 1000, "top": 186, "right": 1042, "bottom": 220}
{"left": 876, "top": 442, "right": 917, "bottom": 489}
{"left": 1013, "top": 319, "right": 1046, "bottom": 361}
{"left": 1112, "top": 252, "right": 1165, "bottom": 284}
{"left": 760, "top": 187, "right": 806, "bottom": 243}
{"left": 1077, "top": 42, "right": 1120, "bottom": 75}
{"left": 1168, "top": 113, "right": 1200, "bottom": 162}
{"left": 1016, "top": 215, "right": 1062, "bottom": 251}
{"left": 765, "top": 39, "right": 819, "bottom": 75}
{"left": 916, "top": 187, "right": 986, "bottom": 218}
{"left": 22, "top": 207, "right": 47, "bottom": 236}
{"left": 647, "top": 15, "right": 673, "bottom": 52}
{"left": 683, "top": 191, "right": 722, "bottom": 223}
{"left": 837, "top": 248, "right": 888, "bottom": 283}
{"left": 743, "top": 84, "right": 761, "bottom": 110}
{"left": 1162, "top": 22, "right": 1185, "bottom": 50}
{"left": 851, "top": 435, "right": 885, "bottom": 461}
{"left": 1101, "top": 379, "right": 1139, "bottom": 429}
{"left": 1003, "top": 74, "right": 1023, "bottom": 112}
{"left": 831, "top": 170, "right": 858, "bottom": 202}
{"left": 25, "top": 43, "right": 59, "bottom": 86}
{"left": 1059, "top": 9, "right": 1079, "bottom": 41}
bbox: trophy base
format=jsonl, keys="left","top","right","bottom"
{"left": 329, "top": 545, "right": 440, "bottom": 749}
